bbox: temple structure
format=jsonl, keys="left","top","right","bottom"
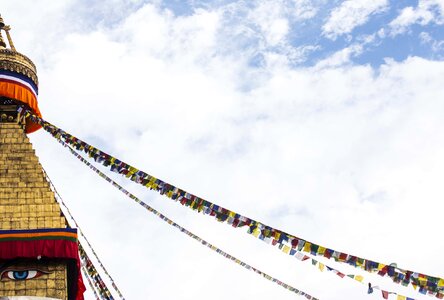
{"left": 0, "top": 15, "right": 84, "bottom": 300}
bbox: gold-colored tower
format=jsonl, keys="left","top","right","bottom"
{"left": 0, "top": 124, "right": 70, "bottom": 299}
{"left": 0, "top": 15, "right": 83, "bottom": 300}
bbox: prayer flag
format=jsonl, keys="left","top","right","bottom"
{"left": 282, "top": 245, "right": 291, "bottom": 254}
{"left": 304, "top": 242, "right": 311, "bottom": 253}
{"left": 368, "top": 283, "right": 373, "bottom": 294}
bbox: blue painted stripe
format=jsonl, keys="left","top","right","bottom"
{"left": 0, "top": 228, "right": 77, "bottom": 234}
{"left": 0, "top": 69, "right": 38, "bottom": 94}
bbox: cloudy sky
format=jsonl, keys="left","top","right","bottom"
{"left": 3, "top": 0, "right": 444, "bottom": 299}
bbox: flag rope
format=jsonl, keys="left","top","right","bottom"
{"left": 22, "top": 108, "right": 444, "bottom": 298}
{"left": 60, "top": 139, "right": 318, "bottom": 299}
{"left": 81, "top": 264, "right": 101, "bottom": 300}
{"left": 61, "top": 136, "right": 417, "bottom": 300}
{"left": 41, "top": 166, "right": 126, "bottom": 300}
{"left": 288, "top": 251, "right": 418, "bottom": 300}
{"left": 79, "top": 243, "right": 115, "bottom": 300}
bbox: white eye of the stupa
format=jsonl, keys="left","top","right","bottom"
{"left": 1, "top": 270, "right": 42, "bottom": 280}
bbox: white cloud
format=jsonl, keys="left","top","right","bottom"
{"left": 389, "top": 0, "right": 444, "bottom": 35}
{"left": 420, "top": 31, "right": 444, "bottom": 53}
{"left": 315, "top": 44, "right": 364, "bottom": 67}
{"left": 323, "top": 0, "right": 389, "bottom": 40}
{"left": 420, "top": 31, "right": 434, "bottom": 44}
{"left": 377, "top": 27, "right": 386, "bottom": 38}
{"left": 210, "top": 0, "right": 320, "bottom": 65}
{"left": 247, "top": 1, "right": 290, "bottom": 47}
{"left": 315, "top": 31, "right": 380, "bottom": 68}
{"left": 2, "top": 1, "right": 444, "bottom": 300}
{"left": 290, "top": 0, "right": 319, "bottom": 20}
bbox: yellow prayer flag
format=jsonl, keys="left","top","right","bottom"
{"left": 229, "top": 211, "right": 235, "bottom": 218}
{"left": 282, "top": 245, "right": 290, "bottom": 254}
{"left": 438, "top": 279, "right": 444, "bottom": 287}
{"left": 318, "top": 263, "right": 325, "bottom": 272}
{"left": 318, "top": 246, "right": 326, "bottom": 256}
{"left": 303, "top": 242, "right": 311, "bottom": 253}
{"left": 354, "top": 275, "right": 364, "bottom": 282}
{"left": 397, "top": 295, "right": 406, "bottom": 300}
{"left": 252, "top": 228, "right": 261, "bottom": 238}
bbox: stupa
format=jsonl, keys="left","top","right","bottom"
{"left": 0, "top": 15, "right": 84, "bottom": 300}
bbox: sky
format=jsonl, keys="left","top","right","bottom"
{"left": 2, "top": 0, "right": 444, "bottom": 299}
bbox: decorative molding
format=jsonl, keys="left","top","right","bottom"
{"left": 0, "top": 49, "right": 38, "bottom": 86}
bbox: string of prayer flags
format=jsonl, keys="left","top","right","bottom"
{"left": 268, "top": 208, "right": 422, "bottom": 300}
{"left": 42, "top": 167, "right": 126, "bottom": 300}
{"left": 79, "top": 243, "right": 115, "bottom": 300}
{"left": 60, "top": 130, "right": 433, "bottom": 300}
{"left": 62, "top": 140, "right": 317, "bottom": 300}
{"left": 365, "top": 282, "right": 415, "bottom": 300}
{"left": 81, "top": 266, "right": 101, "bottom": 300}
{"left": 21, "top": 108, "right": 444, "bottom": 299}
{"left": 292, "top": 250, "right": 417, "bottom": 300}
{"left": 280, "top": 236, "right": 417, "bottom": 300}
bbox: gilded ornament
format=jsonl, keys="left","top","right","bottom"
{"left": 0, "top": 15, "right": 38, "bottom": 87}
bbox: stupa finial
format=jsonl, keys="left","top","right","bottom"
{"left": 0, "top": 14, "right": 16, "bottom": 51}
{"left": 0, "top": 14, "right": 41, "bottom": 133}
{"left": 0, "top": 15, "right": 6, "bottom": 48}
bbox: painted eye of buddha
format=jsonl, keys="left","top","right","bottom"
{"left": 0, "top": 269, "right": 47, "bottom": 281}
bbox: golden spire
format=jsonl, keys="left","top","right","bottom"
{"left": 0, "top": 14, "right": 16, "bottom": 51}
{"left": 0, "top": 14, "right": 38, "bottom": 85}
{"left": 0, "top": 15, "right": 6, "bottom": 48}
{"left": 0, "top": 14, "right": 41, "bottom": 133}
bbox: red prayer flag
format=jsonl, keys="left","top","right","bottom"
{"left": 382, "top": 290, "right": 389, "bottom": 299}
